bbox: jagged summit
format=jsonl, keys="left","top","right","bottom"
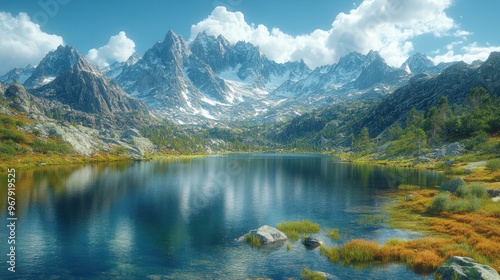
{"left": 400, "top": 52, "right": 435, "bottom": 74}
{"left": 0, "top": 64, "right": 35, "bottom": 84}
{"left": 28, "top": 45, "right": 148, "bottom": 117}
{"left": 24, "top": 45, "right": 81, "bottom": 88}
{"left": 3, "top": 27, "right": 466, "bottom": 125}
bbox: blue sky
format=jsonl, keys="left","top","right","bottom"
{"left": 1, "top": 0, "right": 500, "bottom": 74}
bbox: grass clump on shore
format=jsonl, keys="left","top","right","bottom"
{"left": 320, "top": 245, "right": 340, "bottom": 263}
{"left": 276, "top": 220, "right": 320, "bottom": 242}
{"left": 398, "top": 184, "right": 421, "bottom": 191}
{"left": 486, "top": 158, "right": 500, "bottom": 171}
{"left": 320, "top": 238, "right": 444, "bottom": 274}
{"left": 317, "top": 179, "right": 500, "bottom": 275}
{"left": 244, "top": 232, "right": 261, "bottom": 248}
{"left": 384, "top": 182, "right": 500, "bottom": 273}
{"left": 325, "top": 228, "right": 340, "bottom": 240}
{"left": 429, "top": 182, "right": 491, "bottom": 214}
{"left": 339, "top": 239, "right": 378, "bottom": 264}
{"left": 300, "top": 267, "right": 327, "bottom": 280}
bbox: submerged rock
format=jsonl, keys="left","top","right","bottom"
{"left": 237, "top": 225, "right": 287, "bottom": 246}
{"left": 435, "top": 256, "right": 500, "bottom": 280}
{"left": 302, "top": 236, "right": 323, "bottom": 249}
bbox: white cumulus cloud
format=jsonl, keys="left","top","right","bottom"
{"left": 327, "top": 0, "right": 458, "bottom": 67}
{"left": 86, "top": 31, "right": 136, "bottom": 69}
{"left": 432, "top": 43, "right": 500, "bottom": 64}
{"left": 0, "top": 12, "right": 64, "bottom": 75}
{"left": 190, "top": 6, "right": 333, "bottom": 68}
{"left": 190, "top": 1, "right": 478, "bottom": 68}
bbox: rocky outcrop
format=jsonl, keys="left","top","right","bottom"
{"left": 4, "top": 83, "right": 38, "bottom": 113}
{"left": 302, "top": 236, "right": 323, "bottom": 249}
{"left": 237, "top": 225, "right": 287, "bottom": 246}
{"left": 425, "top": 142, "right": 466, "bottom": 159}
{"left": 435, "top": 256, "right": 500, "bottom": 280}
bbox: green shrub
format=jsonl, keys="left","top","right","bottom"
{"left": 469, "top": 183, "right": 487, "bottom": 198}
{"left": 486, "top": 158, "right": 500, "bottom": 171}
{"left": 31, "top": 139, "right": 73, "bottom": 154}
{"left": 455, "top": 184, "right": 469, "bottom": 198}
{"left": 0, "top": 116, "right": 16, "bottom": 127}
{"left": 0, "top": 128, "right": 27, "bottom": 143}
{"left": 439, "top": 178, "right": 466, "bottom": 193}
{"left": 449, "top": 197, "right": 481, "bottom": 213}
{"left": 0, "top": 140, "right": 18, "bottom": 158}
{"left": 430, "top": 192, "right": 452, "bottom": 213}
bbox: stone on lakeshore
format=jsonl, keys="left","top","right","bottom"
{"left": 302, "top": 236, "right": 323, "bottom": 249}
{"left": 435, "top": 256, "right": 500, "bottom": 280}
{"left": 237, "top": 225, "right": 287, "bottom": 246}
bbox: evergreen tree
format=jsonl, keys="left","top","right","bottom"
{"left": 406, "top": 108, "right": 424, "bottom": 129}
{"left": 354, "top": 127, "right": 370, "bottom": 152}
{"left": 386, "top": 121, "right": 403, "bottom": 141}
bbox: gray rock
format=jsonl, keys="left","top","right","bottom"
{"left": 237, "top": 225, "right": 287, "bottom": 246}
{"left": 444, "top": 142, "right": 466, "bottom": 157}
{"left": 122, "top": 128, "right": 142, "bottom": 139}
{"left": 435, "top": 256, "right": 500, "bottom": 280}
{"left": 487, "top": 189, "right": 500, "bottom": 198}
{"left": 414, "top": 156, "right": 433, "bottom": 164}
{"left": 5, "top": 83, "right": 32, "bottom": 113}
{"left": 302, "top": 236, "right": 323, "bottom": 248}
{"left": 440, "top": 178, "right": 466, "bottom": 193}
{"left": 309, "top": 271, "right": 339, "bottom": 280}
{"left": 445, "top": 160, "right": 456, "bottom": 167}
{"left": 371, "top": 143, "right": 390, "bottom": 153}
{"left": 465, "top": 161, "right": 487, "bottom": 170}
{"left": 425, "top": 142, "right": 466, "bottom": 159}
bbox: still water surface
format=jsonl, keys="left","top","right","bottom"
{"left": 0, "top": 154, "right": 444, "bottom": 279}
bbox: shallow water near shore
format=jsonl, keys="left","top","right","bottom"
{"left": 0, "top": 154, "right": 444, "bottom": 279}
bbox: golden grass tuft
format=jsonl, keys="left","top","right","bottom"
{"left": 384, "top": 187, "right": 500, "bottom": 274}
{"left": 325, "top": 228, "right": 340, "bottom": 240}
{"left": 339, "top": 239, "right": 378, "bottom": 264}
{"left": 276, "top": 220, "right": 320, "bottom": 242}
{"left": 411, "top": 250, "right": 443, "bottom": 274}
{"left": 319, "top": 245, "right": 340, "bottom": 263}
{"left": 318, "top": 182, "right": 500, "bottom": 275}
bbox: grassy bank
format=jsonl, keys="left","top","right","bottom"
{"left": 317, "top": 180, "right": 500, "bottom": 275}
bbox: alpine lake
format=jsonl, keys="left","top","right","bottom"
{"left": 0, "top": 154, "right": 445, "bottom": 279}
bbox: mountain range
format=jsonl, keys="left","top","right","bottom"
{"left": 1, "top": 30, "right": 454, "bottom": 126}
{"left": 1, "top": 28, "right": 497, "bottom": 156}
